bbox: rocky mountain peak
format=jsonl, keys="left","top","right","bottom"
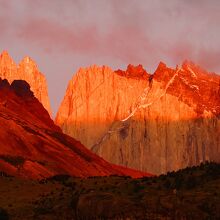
{"left": 115, "top": 64, "right": 149, "bottom": 80}
{"left": 0, "top": 51, "right": 51, "bottom": 115}
{"left": 155, "top": 61, "right": 167, "bottom": 72}
{"left": 0, "top": 50, "right": 17, "bottom": 77}
{"left": 18, "top": 56, "right": 43, "bottom": 78}
{"left": 56, "top": 61, "right": 220, "bottom": 175}
{"left": 20, "top": 56, "right": 37, "bottom": 67}
{"left": 0, "top": 50, "right": 14, "bottom": 63}
{"left": 153, "top": 61, "right": 175, "bottom": 83}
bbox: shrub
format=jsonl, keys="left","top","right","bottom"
{"left": 0, "top": 208, "right": 9, "bottom": 220}
{"left": 185, "top": 176, "right": 197, "bottom": 189}
{"left": 163, "top": 179, "right": 171, "bottom": 189}
{"left": 47, "top": 174, "right": 71, "bottom": 183}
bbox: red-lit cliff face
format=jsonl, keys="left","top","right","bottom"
{"left": 56, "top": 63, "right": 220, "bottom": 174}
{"left": 0, "top": 51, "right": 52, "bottom": 115}
{"left": 0, "top": 78, "right": 149, "bottom": 179}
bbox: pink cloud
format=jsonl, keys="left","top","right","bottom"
{"left": 15, "top": 0, "right": 220, "bottom": 73}
{"left": 18, "top": 18, "right": 98, "bottom": 52}
{"left": 0, "top": 1, "right": 11, "bottom": 35}
{"left": 195, "top": 49, "right": 220, "bottom": 73}
{"left": 18, "top": 17, "right": 154, "bottom": 66}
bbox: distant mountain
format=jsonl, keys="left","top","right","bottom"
{"left": 56, "top": 62, "right": 220, "bottom": 174}
{"left": 0, "top": 51, "right": 51, "bottom": 115}
{"left": 0, "top": 78, "right": 150, "bottom": 179}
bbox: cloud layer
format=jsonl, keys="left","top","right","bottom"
{"left": 0, "top": 0, "right": 219, "bottom": 114}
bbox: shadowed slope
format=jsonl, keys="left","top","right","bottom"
{"left": 0, "top": 78, "right": 150, "bottom": 179}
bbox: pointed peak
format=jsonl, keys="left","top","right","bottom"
{"left": 1, "top": 50, "right": 10, "bottom": 57}
{"left": 0, "top": 50, "right": 15, "bottom": 64}
{"left": 20, "top": 56, "right": 36, "bottom": 65}
{"left": 153, "top": 61, "right": 175, "bottom": 82}
{"left": 127, "top": 64, "right": 147, "bottom": 74}
{"left": 115, "top": 64, "right": 149, "bottom": 80}
{"left": 155, "top": 61, "right": 168, "bottom": 72}
{"left": 182, "top": 59, "right": 196, "bottom": 69}
{"left": 23, "top": 56, "right": 32, "bottom": 63}
{"left": 153, "top": 61, "right": 173, "bottom": 75}
{"left": 19, "top": 56, "right": 39, "bottom": 71}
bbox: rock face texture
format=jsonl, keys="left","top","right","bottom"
{"left": 56, "top": 62, "right": 220, "bottom": 174}
{"left": 0, "top": 51, "right": 51, "bottom": 115}
{"left": 0, "top": 78, "right": 149, "bottom": 179}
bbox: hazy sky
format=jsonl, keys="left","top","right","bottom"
{"left": 0, "top": 0, "right": 219, "bottom": 115}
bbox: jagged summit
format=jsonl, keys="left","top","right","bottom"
{"left": 18, "top": 56, "right": 44, "bottom": 78}
{"left": 0, "top": 51, "right": 51, "bottom": 115}
{"left": 153, "top": 61, "right": 174, "bottom": 79}
{"left": 155, "top": 61, "right": 167, "bottom": 72}
{"left": 115, "top": 64, "right": 149, "bottom": 79}
{"left": 0, "top": 50, "right": 17, "bottom": 76}
{"left": 20, "top": 56, "right": 37, "bottom": 66}
{"left": 0, "top": 50, "right": 12, "bottom": 59}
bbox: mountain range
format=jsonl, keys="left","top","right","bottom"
{"left": 0, "top": 51, "right": 219, "bottom": 176}
{"left": 0, "top": 77, "right": 149, "bottom": 179}
{"left": 56, "top": 61, "right": 220, "bottom": 174}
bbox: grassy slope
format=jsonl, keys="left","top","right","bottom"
{"left": 0, "top": 162, "right": 219, "bottom": 220}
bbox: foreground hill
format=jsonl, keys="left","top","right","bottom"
{"left": 56, "top": 61, "right": 220, "bottom": 174}
{"left": 0, "top": 162, "right": 219, "bottom": 219}
{"left": 0, "top": 78, "right": 149, "bottom": 179}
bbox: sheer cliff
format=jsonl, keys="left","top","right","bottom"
{"left": 56, "top": 62, "right": 220, "bottom": 174}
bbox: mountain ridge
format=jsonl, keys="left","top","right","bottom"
{"left": 56, "top": 61, "right": 220, "bottom": 174}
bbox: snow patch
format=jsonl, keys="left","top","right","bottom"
{"left": 180, "top": 77, "right": 199, "bottom": 90}
{"left": 190, "top": 85, "right": 199, "bottom": 90}
{"left": 187, "top": 67, "right": 197, "bottom": 78}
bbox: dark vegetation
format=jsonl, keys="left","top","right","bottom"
{"left": 0, "top": 161, "right": 219, "bottom": 219}
{"left": 0, "top": 208, "right": 9, "bottom": 220}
